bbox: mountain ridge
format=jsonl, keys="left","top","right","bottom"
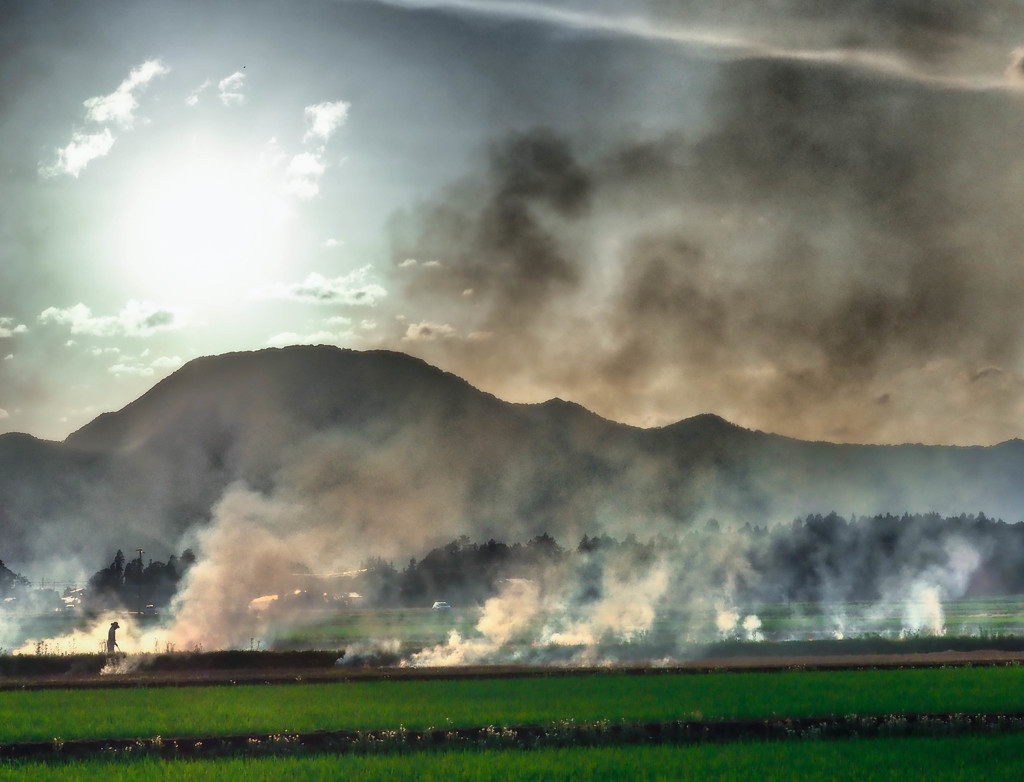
{"left": 2, "top": 344, "right": 1023, "bottom": 571}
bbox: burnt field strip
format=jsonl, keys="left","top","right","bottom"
{"left": 6, "top": 711, "right": 1024, "bottom": 761}
{"left": 7, "top": 635, "right": 1024, "bottom": 689}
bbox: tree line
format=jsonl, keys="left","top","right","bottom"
{"left": 0, "top": 549, "right": 194, "bottom": 615}
{"left": 352, "top": 512, "right": 1024, "bottom": 608}
{"left": 351, "top": 533, "right": 568, "bottom": 607}
{"left": 5, "top": 511, "right": 1024, "bottom": 613}
{"left": 743, "top": 511, "right": 1024, "bottom": 603}
{"left": 84, "top": 548, "right": 196, "bottom": 613}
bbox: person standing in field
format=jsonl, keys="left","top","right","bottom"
{"left": 107, "top": 621, "right": 120, "bottom": 656}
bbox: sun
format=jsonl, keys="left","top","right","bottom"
{"left": 114, "top": 138, "right": 294, "bottom": 304}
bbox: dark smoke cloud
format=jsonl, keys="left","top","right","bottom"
{"left": 390, "top": 130, "right": 591, "bottom": 327}
{"left": 386, "top": 51, "right": 1024, "bottom": 445}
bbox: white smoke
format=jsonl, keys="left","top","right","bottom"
{"left": 540, "top": 561, "right": 669, "bottom": 648}
{"left": 713, "top": 607, "right": 763, "bottom": 641}
{"left": 9, "top": 487, "right": 994, "bottom": 667}
{"left": 742, "top": 613, "right": 763, "bottom": 641}
{"left": 411, "top": 555, "right": 683, "bottom": 666}
{"left": 16, "top": 482, "right": 363, "bottom": 656}
{"left": 156, "top": 486, "right": 310, "bottom": 650}
{"left": 15, "top": 610, "right": 130, "bottom": 656}
{"left": 409, "top": 578, "right": 544, "bottom": 666}
{"left": 901, "top": 583, "right": 945, "bottom": 637}
{"left": 715, "top": 607, "right": 739, "bottom": 635}
{"left": 409, "top": 561, "right": 676, "bottom": 666}
{"left": 896, "top": 537, "right": 982, "bottom": 637}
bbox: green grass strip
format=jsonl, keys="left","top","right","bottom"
{"left": 5, "top": 667, "right": 1024, "bottom": 744}
{"left": 4, "top": 734, "right": 1024, "bottom": 781}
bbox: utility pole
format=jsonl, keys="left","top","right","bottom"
{"left": 136, "top": 548, "right": 145, "bottom": 615}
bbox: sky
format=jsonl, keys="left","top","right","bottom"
{"left": 4, "top": 0, "right": 1024, "bottom": 446}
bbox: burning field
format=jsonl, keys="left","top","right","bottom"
{"left": 7, "top": 503, "right": 1024, "bottom": 671}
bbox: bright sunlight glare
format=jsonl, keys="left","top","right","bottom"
{"left": 114, "top": 140, "right": 294, "bottom": 304}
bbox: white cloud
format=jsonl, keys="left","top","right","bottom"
{"left": 150, "top": 355, "right": 183, "bottom": 369}
{"left": 41, "top": 59, "right": 168, "bottom": 177}
{"left": 38, "top": 301, "right": 182, "bottom": 338}
{"left": 0, "top": 408, "right": 8, "bottom": 420}
{"left": 185, "top": 79, "right": 212, "bottom": 107}
{"left": 39, "top": 129, "right": 115, "bottom": 178}
{"left": 264, "top": 313, "right": 364, "bottom": 348}
{"left": 285, "top": 152, "right": 328, "bottom": 199}
{"left": 266, "top": 329, "right": 351, "bottom": 346}
{"left": 403, "top": 321, "right": 458, "bottom": 341}
{"left": 88, "top": 346, "right": 121, "bottom": 357}
{"left": 273, "top": 99, "right": 350, "bottom": 199}
{"left": 0, "top": 318, "right": 27, "bottom": 338}
{"left": 258, "top": 137, "right": 288, "bottom": 171}
{"left": 321, "top": 238, "right": 343, "bottom": 248}
{"left": 252, "top": 267, "right": 387, "bottom": 306}
{"left": 3, "top": 354, "right": 12, "bottom": 361}
{"left": 105, "top": 352, "right": 181, "bottom": 377}
{"left": 83, "top": 59, "right": 170, "bottom": 127}
{"left": 108, "top": 362, "right": 155, "bottom": 377}
{"left": 218, "top": 72, "right": 246, "bottom": 106}
{"left": 303, "top": 100, "right": 350, "bottom": 143}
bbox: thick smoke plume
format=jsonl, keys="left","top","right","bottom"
{"left": 385, "top": 15, "right": 1024, "bottom": 445}
{"left": 13, "top": 482, "right": 395, "bottom": 655}
{"left": 405, "top": 516, "right": 999, "bottom": 666}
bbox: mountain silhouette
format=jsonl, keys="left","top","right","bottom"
{"left": 2, "top": 345, "right": 1023, "bottom": 569}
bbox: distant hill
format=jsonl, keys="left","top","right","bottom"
{"left": 2, "top": 345, "right": 1023, "bottom": 569}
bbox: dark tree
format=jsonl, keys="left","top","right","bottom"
{"left": 84, "top": 550, "right": 127, "bottom": 611}
{"left": 0, "top": 559, "right": 29, "bottom": 597}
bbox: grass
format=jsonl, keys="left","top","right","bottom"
{"left": 4, "top": 667, "right": 1024, "bottom": 744}
{"left": 6, "top": 734, "right": 1024, "bottom": 781}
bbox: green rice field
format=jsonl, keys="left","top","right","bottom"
{"left": 5, "top": 663, "right": 1024, "bottom": 779}
{"left": 4, "top": 667, "right": 1024, "bottom": 744}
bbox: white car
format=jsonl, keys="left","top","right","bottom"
{"left": 431, "top": 601, "right": 452, "bottom": 611}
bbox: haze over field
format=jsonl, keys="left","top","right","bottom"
{"left": 2, "top": 346, "right": 1024, "bottom": 659}
{"left": 4, "top": 0, "right": 1024, "bottom": 445}
{"left": 6, "top": 1, "right": 1024, "bottom": 659}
